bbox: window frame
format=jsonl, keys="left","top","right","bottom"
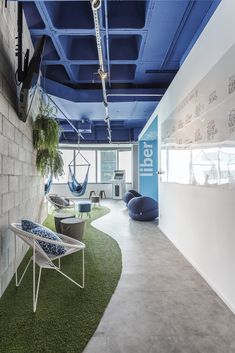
{"left": 54, "top": 147, "right": 132, "bottom": 184}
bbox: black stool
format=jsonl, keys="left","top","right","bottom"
{"left": 89, "top": 190, "right": 96, "bottom": 199}
{"left": 99, "top": 190, "right": 106, "bottom": 199}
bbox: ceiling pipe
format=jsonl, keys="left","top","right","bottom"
{"left": 47, "top": 94, "right": 84, "bottom": 139}
{"left": 104, "top": 0, "right": 111, "bottom": 88}
{"left": 91, "top": 0, "right": 111, "bottom": 143}
{"left": 107, "top": 94, "right": 164, "bottom": 98}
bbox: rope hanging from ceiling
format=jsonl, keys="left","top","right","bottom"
{"left": 90, "top": 0, "right": 112, "bottom": 143}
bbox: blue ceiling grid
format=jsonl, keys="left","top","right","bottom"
{"left": 20, "top": 0, "right": 221, "bottom": 143}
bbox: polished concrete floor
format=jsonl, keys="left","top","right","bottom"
{"left": 83, "top": 200, "right": 235, "bottom": 353}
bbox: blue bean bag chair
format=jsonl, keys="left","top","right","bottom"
{"left": 123, "top": 191, "right": 135, "bottom": 205}
{"left": 128, "top": 196, "right": 158, "bottom": 221}
{"left": 123, "top": 190, "right": 142, "bottom": 206}
{"left": 128, "top": 190, "right": 142, "bottom": 197}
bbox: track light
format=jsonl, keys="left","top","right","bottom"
{"left": 98, "top": 68, "right": 108, "bottom": 80}
{"left": 91, "top": 0, "right": 101, "bottom": 10}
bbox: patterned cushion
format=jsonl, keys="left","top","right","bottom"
{"left": 21, "top": 220, "right": 66, "bottom": 256}
{"left": 49, "top": 195, "right": 69, "bottom": 207}
{"left": 21, "top": 219, "right": 41, "bottom": 231}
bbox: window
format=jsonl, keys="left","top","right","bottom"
{"left": 97, "top": 150, "right": 117, "bottom": 182}
{"left": 55, "top": 147, "right": 132, "bottom": 183}
{"left": 118, "top": 150, "right": 132, "bottom": 182}
{"left": 192, "top": 148, "right": 219, "bottom": 186}
{"left": 75, "top": 150, "right": 96, "bottom": 183}
{"left": 219, "top": 147, "right": 235, "bottom": 184}
{"left": 54, "top": 149, "right": 73, "bottom": 183}
{"left": 168, "top": 149, "right": 191, "bottom": 184}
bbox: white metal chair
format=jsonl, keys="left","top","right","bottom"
{"left": 10, "top": 223, "right": 85, "bottom": 312}
{"left": 46, "top": 194, "right": 76, "bottom": 213}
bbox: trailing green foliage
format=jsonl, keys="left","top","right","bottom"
{"left": 33, "top": 115, "right": 59, "bottom": 151}
{"left": 32, "top": 100, "right": 64, "bottom": 177}
{"left": 52, "top": 149, "right": 64, "bottom": 178}
{"left": 36, "top": 149, "right": 64, "bottom": 179}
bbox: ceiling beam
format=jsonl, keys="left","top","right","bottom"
{"left": 161, "top": 0, "right": 195, "bottom": 69}
{"left": 44, "top": 79, "right": 166, "bottom": 102}
{"left": 35, "top": 2, "right": 75, "bottom": 82}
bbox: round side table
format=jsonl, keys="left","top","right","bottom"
{"left": 54, "top": 213, "right": 75, "bottom": 233}
{"left": 60, "top": 218, "right": 85, "bottom": 241}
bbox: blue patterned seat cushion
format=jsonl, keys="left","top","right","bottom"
{"left": 21, "top": 219, "right": 41, "bottom": 231}
{"left": 49, "top": 195, "right": 70, "bottom": 207}
{"left": 21, "top": 220, "right": 66, "bottom": 256}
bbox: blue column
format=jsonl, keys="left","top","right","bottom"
{"left": 139, "top": 139, "right": 158, "bottom": 201}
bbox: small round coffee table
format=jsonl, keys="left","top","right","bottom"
{"left": 54, "top": 212, "right": 75, "bottom": 233}
{"left": 60, "top": 217, "right": 85, "bottom": 241}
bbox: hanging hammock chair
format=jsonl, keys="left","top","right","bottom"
{"left": 67, "top": 150, "right": 90, "bottom": 197}
{"left": 44, "top": 174, "right": 53, "bottom": 195}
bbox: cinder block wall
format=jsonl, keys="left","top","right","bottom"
{"left": 0, "top": 2, "right": 46, "bottom": 296}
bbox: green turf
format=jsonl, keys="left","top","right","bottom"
{"left": 0, "top": 206, "right": 122, "bottom": 353}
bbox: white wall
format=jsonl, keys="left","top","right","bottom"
{"left": 148, "top": 0, "right": 235, "bottom": 312}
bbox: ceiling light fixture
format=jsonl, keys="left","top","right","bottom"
{"left": 98, "top": 68, "right": 108, "bottom": 80}
{"left": 91, "top": 0, "right": 101, "bottom": 10}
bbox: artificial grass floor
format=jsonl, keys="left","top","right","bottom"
{"left": 0, "top": 206, "right": 122, "bottom": 353}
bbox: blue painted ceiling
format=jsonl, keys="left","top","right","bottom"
{"left": 21, "top": 0, "right": 221, "bottom": 143}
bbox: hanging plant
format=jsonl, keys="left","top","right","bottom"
{"left": 51, "top": 149, "right": 64, "bottom": 178}
{"left": 36, "top": 149, "right": 64, "bottom": 178}
{"left": 36, "top": 149, "right": 52, "bottom": 176}
{"left": 33, "top": 99, "right": 64, "bottom": 178}
{"left": 33, "top": 101, "right": 59, "bottom": 151}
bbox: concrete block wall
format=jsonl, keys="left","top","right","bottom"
{"left": 0, "top": 2, "right": 46, "bottom": 296}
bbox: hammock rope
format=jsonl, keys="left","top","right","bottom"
{"left": 44, "top": 174, "right": 53, "bottom": 195}
{"left": 67, "top": 137, "right": 91, "bottom": 197}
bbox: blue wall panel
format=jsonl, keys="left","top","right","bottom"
{"left": 139, "top": 139, "right": 158, "bottom": 201}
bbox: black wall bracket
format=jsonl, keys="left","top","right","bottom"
{"left": 15, "top": 2, "right": 30, "bottom": 83}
